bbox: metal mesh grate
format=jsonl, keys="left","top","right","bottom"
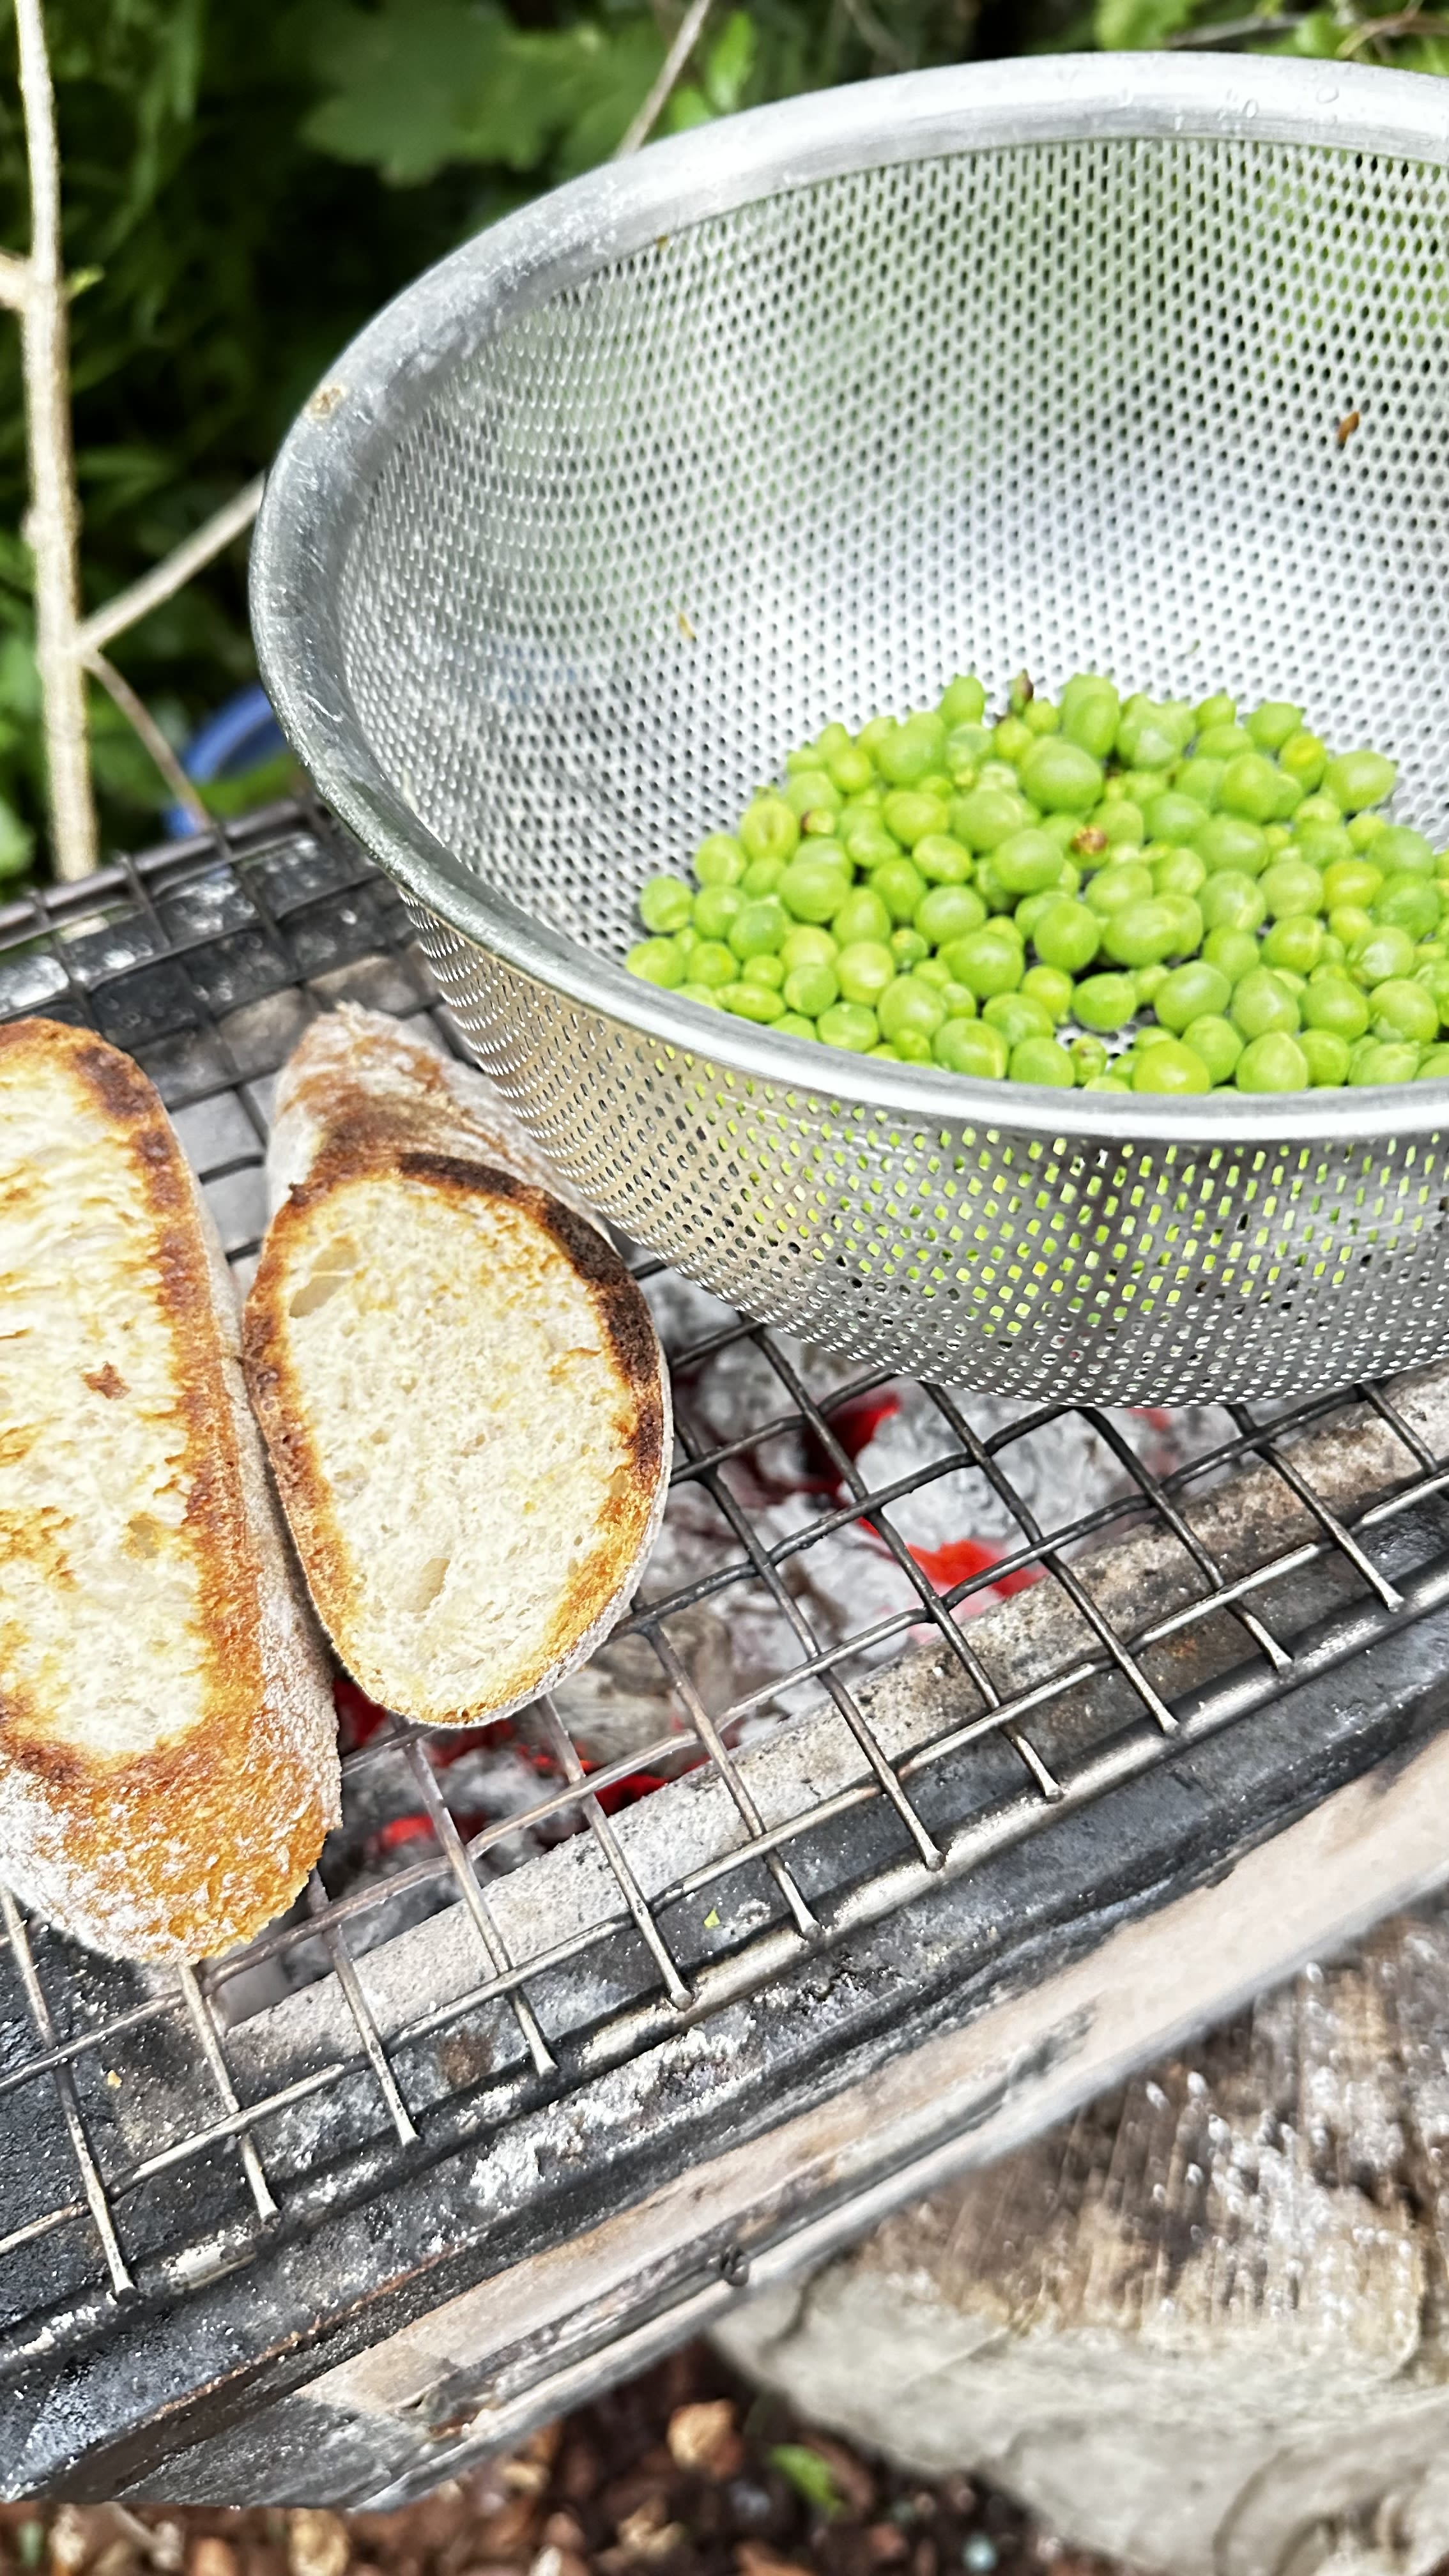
{"left": 252, "top": 67, "right": 1449, "bottom": 1405}
{"left": 6, "top": 801, "right": 1449, "bottom": 2409}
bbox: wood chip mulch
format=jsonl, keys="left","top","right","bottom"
{"left": 0, "top": 2347, "right": 1118, "bottom": 2576}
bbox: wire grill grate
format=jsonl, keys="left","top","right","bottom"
{"left": 5, "top": 801, "right": 1449, "bottom": 2441}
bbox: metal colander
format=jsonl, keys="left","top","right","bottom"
{"left": 252, "top": 55, "right": 1449, "bottom": 1406}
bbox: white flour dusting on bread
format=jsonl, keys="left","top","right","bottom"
{"left": 243, "top": 1006, "right": 671, "bottom": 1728}
{"left": 0, "top": 1019, "right": 339, "bottom": 1960}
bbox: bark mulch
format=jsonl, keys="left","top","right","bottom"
{"left": 0, "top": 2345, "right": 1116, "bottom": 2576}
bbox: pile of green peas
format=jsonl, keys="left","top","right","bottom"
{"left": 625, "top": 673, "right": 1449, "bottom": 1094}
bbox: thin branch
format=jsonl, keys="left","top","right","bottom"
{"left": 77, "top": 473, "right": 265, "bottom": 658}
{"left": 83, "top": 648, "right": 210, "bottom": 832}
{"left": 615, "top": 0, "right": 715, "bottom": 157}
{"left": 1165, "top": 12, "right": 1301, "bottom": 38}
{"left": 1337, "top": 6, "right": 1449, "bottom": 42}
{"left": 15, "top": 0, "right": 96, "bottom": 880}
{"left": 0, "top": 247, "right": 27, "bottom": 309}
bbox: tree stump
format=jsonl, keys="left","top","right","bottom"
{"left": 716, "top": 1905, "right": 1449, "bottom": 2576}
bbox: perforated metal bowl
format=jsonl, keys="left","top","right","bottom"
{"left": 252, "top": 55, "right": 1449, "bottom": 1406}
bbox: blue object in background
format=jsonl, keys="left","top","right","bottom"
{"left": 164, "top": 682, "right": 287, "bottom": 836}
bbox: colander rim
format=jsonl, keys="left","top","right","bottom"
{"left": 252, "top": 50, "right": 1449, "bottom": 1153}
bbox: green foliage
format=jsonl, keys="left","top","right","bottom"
{"left": 769, "top": 2447, "right": 847, "bottom": 2518}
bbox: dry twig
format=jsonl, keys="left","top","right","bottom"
{"left": 615, "top": 0, "right": 715, "bottom": 158}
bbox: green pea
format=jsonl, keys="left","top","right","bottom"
{"left": 1084, "top": 1073, "right": 1133, "bottom": 1091}
{"left": 1197, "top": 723, "right": 1255, "bottom": 760}
{"left": 1324, "top": 750, "right": 1398, "bottom": 812}
{"left": 1038, "top": 811, "right": 1084, "bottom": 855}
{"left": 832, "top": 887, "right": 892, "bottom": 947}
{"left": 1117, "top": 699, "right": 1185, "bottom": 770}
{"left": 1009, "top": 1035, "right": 1075, "bottom": 1087}
{"left": 1235, "top": 1032, "right": 1309, "bottom": 1091}
{"left": 1374, "top": 875, "right": 1441, "bottom": 939}
{"left": 946, "top": 928, "right": 1025, "bottom": 1000}
{"left": 1218, "top": 752, "right": 1284, "bottom": 824}
{"left": 784, "top": 960, "right": 839, "bottom": 1017}
{"left": 1153, "top": 959, "right": 1232, "bottom": 1031}
{"left": 1200, "top": 872, "right": 1267, "bottom": 935}
{"left": 990, "top": 713, "right": 1031, "bottom": 763}
{"left": 890, "top": 925, "right": 930, "bottom": 970}
{"left": 916, "top": 884, "right": 987, "bottom": 948}
{"left": 1414, "top": 1045, "right": 1449, "bottom": 1082}
{"left": 1261, "top": 916, "right": 1325, "bottom": 976}
{"left": 1102, "top": 900, "right": 1192, "bottom": 967}
{"left": 1133, "top": 963, "right": 1169, "bottom": 1008}
{"left": 1350, "top": 1038, "right": 1422, "bottom": 1085}
{"left": 1163, "top": 895, "right": 1204, "bottom": 955}
{"left": 1349, "top": 923, "right": 1418, "bottom": 986}
{"left": 781, "top": 924, "right": 837, "bottom": 970}
{"left": 916, "top": 956, "right": 953, "bottom": 990}
{"left": 1059, "top": 675, "right": 1121, "bottom": 760}
{"left": 933, "top": 1017, "right": 1008, "bottom": 1077}
{"left": 677, "top": 982, "right": 722, "bottom": 1009}
{"left": 1299, "top": 969, "right": 1361, "bottom": 1040}
{"left": 1175, "top": 757, "right": 1226, "bottom": 811}
{"left": 1415, "top": 961, "right": 1449, "bottom": 1024}
{"left": 844, "top": 816, "right": 903, "bottom": 871}
{"left": 740, "top": 795, "right": 802, "bottom": 865}
{"left": 1096, "top": 799, "right": 1148, "bottom": 849}
{"left": 1085, "top": 862, "right": 1153, "bottom": 921}
{"left": 974, "top": 858, "right": 1018, "bottom": 914}
{"left": 889, "top": 1029, "right": 931, "bottom": 1063}
{"left": 627, "top": 936, "right": 684, "bottom": 987}
{"left": 878, "top": 976, "right": 947, "bottom": 1044}
{"left": 944, "top": 720, "right": 993, "bottom": 778}
{"left": 1261, "top": 859, "right": 1325, "bottom": 919}
{"left": 1193, "top": 693, "right": 1237, "bottom": 732}
{"left": 778, "top": 855, "right": 852, "bottom": 923}
{"left": 952, "top": 786, "right": 1029, "bottom": 852}
{"left": 1022, "top": 964, "right": 1075, "bottom": 1023}
{"left": 1131, "top": 1038, "right": 1211, "bottom": 1094}
{"left": 743, "top": 952, "right": 785, "bottom": 990}
{"left": 1247, "top": 702, "right": 1305, "bottom": 753}
{"left": 1027, "top": 897, "right": 1098, "bottom": 975}
{"left": 1293, "top": 821, "right": 1354, "bottom": 870}
{"left": 1371, "top": 977, "right": 1439, "bottom": 1046}
{"left": 1232, "top": 969, "right": 1301, "bottom": 1039}
{"left": 694, "top": 834, "right": 746, "bottom": 886}
{"left": 1149, "top": 855, "right": 1206, "bottom": 911}
{"left": 992, "top": 828, "right": 1062, "bottom": 895}
{"left": 1296, "top": 792, "right": 1344, "bottom": 826}
{"left": 1018, "top": 737, "right": 1103, "bottom": 815}
{"left": 693, "top": 883, "right": 743, "bottom": 939}
{"left": 1074, "top": 972, "right": 1138, "bottom": 1032}
{"left": 876, "top": 714, "right": 947, "bottom": 787}
{"left": 827, "top": 744, "right": 875, "bottom": 797}
{"left": 816, "top": 999, "right": 879, "bottom": 1051}
{"left": 1322, "top": 859, "right": 1383, "bottom": 911}
{"left": 741, "top": 855, "right": 786, "bottom": 894}
{"left": 868, "top": 856, "right": 928, "bottom": 923}
{"left": 1142, "top": 793, "right": 1207, "bottom": 847}
{"left": 912, "top": 834, "right": 974, "bottom": 887}
{"left": 881, "top": 790, "right": 949, "bottom": 850}
{"left": 1279, "top": 730, "right": 1327, "bottom": 788}
{"left": 939, "top": 675, "right": 988, "bottom": 727}
{"left": 687, "top": 939, "right": 738, "bottom": 990}
{"left": 1197, "top": 814, "right": 1269, "bottom": 875}
{"left": 1297, "top": 1027, "right": 1350, "bottom": 1085}
{"left": 722, "top": 981, "right": 785, "bottom": 1022}
{"left": 1014, "top": 891, "right": 1057, "bottom": 942}
{"left": 773, "top": 1012, "right": 816, "bottom": 1040}
{"left": 983, "top": 992, "right": 1054, "bottom": 1047}
{"left": 1182, "top": 1014, "right": 1242, "bottom": 1084}
{"left": 938, "top": 981, "right": 977, "bottom": 1017}
{"left": 1329, "top": 905, "right": 1374, "bottom": 949}
{"left": 1066, "top": 1032, "right": 1108, "bottom": 1083}
{"left": 1202, "top": 926, "right": 1261, "bottom": 981}
{"left": 1373, "top": 825, "right": 1436, "bottom": 877}
{"left": 836, "top": 940, "right": 897, "bottom": 1006}
{"left": 728, "top": 897, "right": 788, "bottom": 961}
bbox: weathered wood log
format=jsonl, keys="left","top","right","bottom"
{"left": 716, "top": 1905, "right": 1449, "bottom": 2576}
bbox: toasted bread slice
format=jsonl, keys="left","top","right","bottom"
{"left": 0, "top": 1019, "right": 340, "bottom": 1960}
{"left": 243, "top": 1007, "right": 671, "bottom": 1728}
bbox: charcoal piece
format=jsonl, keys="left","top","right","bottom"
{"left": 91, "top": 957, "right": 202, "bottom": 1049}
{"left": 57, "top": 913, "right": 165, "bottom": 986}
{"left": 308, "top": 947, "right": 433, "bottom": 1017}
{"left": 0, "top": 949, "right": 73, "bottom": 1015}
{"left": 180, "top": 926, "right": 295, "bottom": 1018}
{"left": 135, "top": 1023, "right": 236, "bottom": 1105}
{"left": 286, "top": 885, "right": 403, "bottom": 979}
{"left": 250, "top": 832, "right": 360, "bottom": 917}
{"left": 212, "top": 985, "right": 318, "bottom": 1081}
{"left": 156, "top": 866, "right": 258, "bottom": 945}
